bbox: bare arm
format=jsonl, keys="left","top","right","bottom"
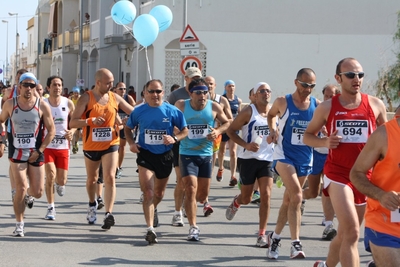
{"left": 127, "top": 95, "right": 136, "bottom": 106}
{"left": 220, "top": 97, "right": 233, "bottom": 121}
{"left": 267, "top": 97, "right": 285, "bottom": 143}
{"left": 70, "top": 93, "right": 90, "bottom": 129}
{"left": 350, "top": 125, "right": 400, "bottom": 211}
{"left": 303, "top": 101, "right": 334, "bottom": 148}
{"left": 226, "top": 105, "right": 257, "bottom": 150}
{"left": 211, "top": 102, "right": 230, "bottom": 138}
{"left": 0, "top": 99, "right": 12, "bottom": 124}
{"left": 114, "top": 93, "right": 134, "bottom": 115}
{"left": 64, "top": 99, "right": 77, "bottom": 141}
{"left": 39, "top": 101, "right": 56, "bottom": 152}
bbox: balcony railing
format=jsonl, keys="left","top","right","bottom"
{"left": 58, "top": 33, "right": 63, "bottom": 49}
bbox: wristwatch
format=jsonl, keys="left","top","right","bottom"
{"left": 172, "top": 135, "right": 178, "bottom": 143}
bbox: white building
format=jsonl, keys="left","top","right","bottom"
{"left": 25, "top": 0, "right": 400, "bottom": 103}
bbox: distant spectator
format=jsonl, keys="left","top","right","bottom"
{"left": 62, "top": 88, "right": 69, "bottom": 97}
{"left": 170, "top": 84, "right": 180, "bottom": 93}
{"left": 128, "top": 85, "right": 136, "bottom": 101}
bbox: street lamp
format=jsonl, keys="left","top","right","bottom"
{"left": 2, "top": 20, "right": 9, "bottom": 83}
{"left": 8, "top": 12, "right": 18, "bottom": 75}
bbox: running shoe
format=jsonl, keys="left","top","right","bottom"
{"left": 267, "top": 232, "right": 281, "bottom": 259}
{"left": 55, "top": 183, "right": 65, "bottom": 197}
{"left": 25, "top": 195, "right": 34, "bottom": 209}
{"left": 182, "top": 207, "right": 187, "bottom": 218}
{"left": 139, "top": 193, "right": 144, "bottom": 204}
{"left": 187, "top": 226, "right": 200, "bottom": 241}
{"left": 290, "top": 241, "right": 305, "bottom": 259}
{"left": 365, "top": 260, "right": 376, "bottom": 267}
{"left": 13, "top": 224, "right": 24, "bottom": 237}
{"left": 313, "top": 261, "right": 327, "bottom": 267}
{"left": 11, "top": 189, "right": 16, "bottom": 202}
{"left": 153, "top": 209, "right": 159, "bottom": 228}
{"left": 171, "top": 214, "right": 184, "bottom": 227}
{"left": 250, "top": 191, "right": 261, "bottom": 204}
{"left": 115, "top": 167, "right": 122, "bottom": 179}
{"left": 300, "top": 200, "right": 306, "bottom": 215}
{"left": 101, "top": 213, "right": 115, "bottom": 230}
{"left": 321, "top": 217, "right": 326, "bottom": 226}
{"left": 225, "top": 195, "right": 240, "bottom": 220}
{"left": 44, "top": 207, "right": 56, "bottom": 220}
{"left": 203, "top": 202, "right": 214, "bottom": 217}
{"left": 322, "top": 224, "right": 337, "bottom": 241}
{"left": 256, "top": 234, "right": 269, "bottom": 248}
{"left": 216, "top": 169, "right": 224, "bottom": 182}
{"left": 72, "top": 143, "right": 78, "bottom": 154}
{"left": 97, "top": 197, "right": 104, "bottom": 210}
{"left": 145, "top": 229, "right": 158, "bottom": 244}
{"left": 229, "top": 177, "right": 238, "bottom": 187}
{"left": 87, "top": 204, "right": 97, "bottom": 224}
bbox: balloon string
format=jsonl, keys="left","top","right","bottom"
{"left": 145, "top": 47, "right": 152, "bottom": 80}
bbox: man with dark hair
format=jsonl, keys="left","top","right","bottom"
{"left": 175, "top": 78, "right": 230, "bottom": 241}
{"left": 43, "top": 76, "right": 76, "bottom": 220}
{"left": 125, "top": 79, "right": 188, "bottom": 244}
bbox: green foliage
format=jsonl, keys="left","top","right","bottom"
{"left": 376, "top": 11, "right": 400, "bottom": 111}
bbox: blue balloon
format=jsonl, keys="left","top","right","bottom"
{"left": 133, "top": 14, "right": 159, "bottom": 47}
{"left": 149, "top": 5, "right": 173, "bottom": 32}
{"left": 111, "top": 1, "right": 137, "bottom": 25}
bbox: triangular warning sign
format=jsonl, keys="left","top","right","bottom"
{"left": 180, "top": 24, "right": 199, "bottom": 42}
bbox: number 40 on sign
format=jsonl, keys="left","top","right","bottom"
{"left": 180, "top": 56, "right": 202, "bottom": 75}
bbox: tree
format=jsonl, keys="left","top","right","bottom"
{"left": 376, "top": 11, "right": 400, "bottom": 112}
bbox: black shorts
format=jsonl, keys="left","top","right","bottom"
{"left": 237, "top": 158, "right": 273, "bottom": 185}
{"left": 172, "top": 142, "right": 180, "bottom": 167}
{"left": 137, "top": 148, "right": 173, "bottom": 179}
{"left": 83, "top": 145, "right": 119, "bottom": 161}
{"left": 222, "top": 130, "right": 239, "bottom": 142}
{"left": 119, "top": 128, "right": 126, "bottom": 139}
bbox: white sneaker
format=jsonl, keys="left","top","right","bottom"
{"left": 187, "top": 226, "right": 200, "bottom": 241}
{"left": 24, "top": 195, "right": 34, "bottom": 209}
{"left": 256, "top": 234, "right": 268, "bottom": 248}
{"left": 55, "top": 183, "right": 65, "bottom": 197}
{"left": 322, "top": 224, "right": 337, "bottom": 241}
{"left": 225, "top": 195, "right": 240, "bottom": 220}
{"left": 290, "top": 241, "right": 305, "bottom": 259}
{"left": 87, "top": 204, "right": 97, "bottom": 224}
{"left": 267, "top": 232, "right": 281, "bottom": 259}
{"left": 13, "top": 223, "right": 24, "bottom": 237}
{"left": 171, "top": 214, "right": 184, "bottom": 227}
{"left": 313, "top": 261, "right": 327, "bottom": 267}
{"left": 44, "top": 207, "right": 56, "bottom": 220}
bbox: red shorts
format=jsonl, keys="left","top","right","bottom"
{"left": 44, "top": 148, "right": 70, "bottom": 170}
{"left": 323, "top": 174, "right": 367, "bottom": 205}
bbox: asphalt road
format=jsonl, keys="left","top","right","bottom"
{"left": 0, "top": 144, "right": 373, "bottom": 267}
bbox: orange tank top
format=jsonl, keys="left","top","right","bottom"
{"left": 365, "top": 118, "right": 400, "bottom": 237}
{"left": 81, "top": 91, "right": 119, "bottom": 151}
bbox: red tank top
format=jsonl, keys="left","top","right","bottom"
{"left": 324, "top": 93, "right": 376, "bottom": 183}
{"left": 365, "top": 119, "right": 400, "bottom": 237}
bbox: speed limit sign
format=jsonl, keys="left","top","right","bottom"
{"left": 180, "top": 56, "right": 202, "bottom": 75}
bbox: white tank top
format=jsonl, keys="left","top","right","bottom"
{"left": 44, "top": 97, "right": 70, "bottom": 149}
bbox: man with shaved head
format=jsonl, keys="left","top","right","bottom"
{"left": 70, "top": 68, "right": 134, "bottom": 230}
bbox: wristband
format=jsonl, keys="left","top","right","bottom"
{"left": 86, "top": 117, "right": 96, "bottom": 127}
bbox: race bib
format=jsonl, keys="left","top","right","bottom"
{"left": 253, "top": 125, "right": 270, "bottom": 137}
{"left": 336, "top": 120, "right": 368, "bottom": 143}
{"left": 145, "top": 129, "right": 166, "bottom": 145}
{"left": 291, "top": 127, "right": 305, "bottom": 146}
{"left": 48, "top": 135, "right": 68, "bottom": 149}
{"left": 188, "top": 124, "right": 208, "bottom": 139}
{"left": 391, "top": 209, "right": 400, "bottom": 223}
{"left": 13, "top": 133, "right": 35, "bottom": 149}
{"left": 92, "top": 127, "right": 112, "bottom": 142}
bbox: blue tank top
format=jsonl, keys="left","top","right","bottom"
{"left": 273, "top": 94, "right": 317, "bottom": 166}
{"left": 180, "top": 100, "right": 214, "bottom": 156}
{"left": 223, "top": 94, "right": 240, "bottom": 118}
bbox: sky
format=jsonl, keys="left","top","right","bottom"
{"left": 0, "top": 0, "right": 39, "bottom": 82}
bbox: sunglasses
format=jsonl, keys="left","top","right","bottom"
{"left": 339, "top": 72, "right": 365, "bottom": 79}
{"left": 297, "top": 80, "right": 316, "bottom": 89}
{"left": 147, "top": 89, "right": 163, "bottom": 94}
{"left": 118, "top": 87, "right": 126, "bottom": 90}
{"left": 21, "top": 83, "right": 37, "bottom": 88}
{"left": 258, "top": 89, "right": 272, "bottom": 94}
{"left": 193, "top": 90, "right": 208, "bottom": 95}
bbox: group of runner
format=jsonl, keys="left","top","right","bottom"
{"left": 1, "top": 57, "right": 398, "bottom": 267}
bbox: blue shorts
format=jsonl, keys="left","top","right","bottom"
{"left": 273, "top": 159, "right": 312, "bottom": 178}
{"left": 311, "top": 150, "right": 327, "bottom": 175}
{"left": 364, "top": 227, "right": 400, "bottom": 252}
{"left": 179, "top": 155, "right": 212, "bottom": 178}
